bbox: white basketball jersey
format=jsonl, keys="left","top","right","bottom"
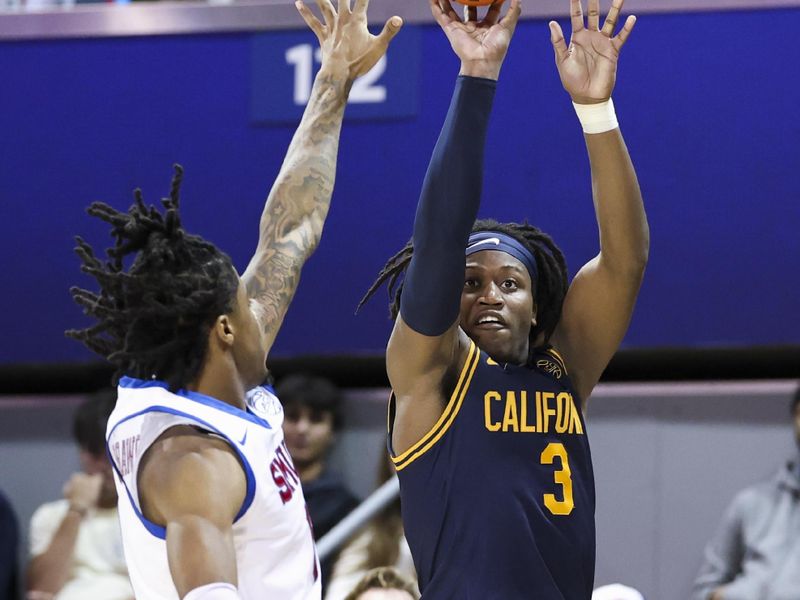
{"left": 106, "top": 377, "right": 321, "bottom": 600}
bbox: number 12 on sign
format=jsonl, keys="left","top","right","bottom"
{"left": 250, "top": 28, "right": 419, "bottom": 124}
{"left": 285, "top": 44, "right": 387, "bottom": 105}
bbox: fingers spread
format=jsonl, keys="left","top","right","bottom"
{"left": 315, "top": 0, "right": 336, "bottom": 29}
{"left": 569, "top": 0, "right": 584, "bottom": 33}
{"left": 377, "top": 15, "right": 404, "bottom": 46}
{"left": 296, "top": 1, "right": 326, "bottom": 40}
{"left": 430, "top": 0, "right": 456, "bottom": 26}
{"left": 499, "top": 0, "right": 522, "bottom": 36}
{"left": 601, "top": 0, "right": 622, "bottom": 36}
{"left": 612, "top": 14, "right": 636, "bottom": 49}
{"left": 587, "top": 0, "right": 599, "bottom": 30}
{"left": 353, "top": 0, "right": 369, "bottom": 16}
{"left": 337, "top": 0, "right": 351, "bottom": 15}
{"left": 440, "top": 0, "right": 461, "bottom": 22}
{"left": 549, "top": 20, "right": 569, "bottom": 63}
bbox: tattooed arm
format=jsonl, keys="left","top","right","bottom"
{"left": 242, "top": 0, "right": 402, "bottom": 354}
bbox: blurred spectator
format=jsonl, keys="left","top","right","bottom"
{"left": 326, "top": 451, "right": 416, "bottom": 600}
{"left": 0, "top": 489, "right": 19, "bottom": 600}
{"left": 343, "top": 567, "right": 418, "bottom": 600}
{"left": 25, "top": 390, "right": 132, "bottom": 600}
{"left": 692, "top": 385, "right": 800, "bottom": 600}
{"left": 277, "top": 374, "right": 359, "bottom": 592}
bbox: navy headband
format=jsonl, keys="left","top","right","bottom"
{"left": 466, "top": 231, "right": 538, "bottom": 283}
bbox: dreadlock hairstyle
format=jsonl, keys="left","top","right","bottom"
{"left": 66, "top": 165, "right": 240, "bottom": 391}
{"left": 359, "top": 219, "right": 569, "bottom": 365}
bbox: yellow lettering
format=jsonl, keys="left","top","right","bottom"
{"left": 536, "top": 391, "right": 543, "bottom": 432}
{"left": 520, "top": 390, "right": 535, "bottom": 432}
{"left": 568, "top": 394, "right": 584, "bottom": 435}
{"left": 541, "top": 442, "right": 574, "bottom": 515}
{"left": 502, "top": 392, "right": 519, "bottom": 432}
{"left": 484, "top": 391, "right": 502, "bottom": 432}
{"left": 542, "top": 392, "right": 556, "bottom": 433}
{"left": 555, "top": 392, "right": 570, "bottom": 434}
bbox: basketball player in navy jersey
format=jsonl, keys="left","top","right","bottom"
{"left": 361, "top": 0, "right": 647, "bottom": 597}
{"left": 67, "top": 2, "right": 402, "bottom": 599}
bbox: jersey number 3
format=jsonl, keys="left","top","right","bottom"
{"left": 540, "top": 442, "right": 574, "bottom": 515}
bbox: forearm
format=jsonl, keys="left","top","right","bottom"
{"left": 167, "top": 516, "right": 238, "bottom": 597}
{"left": 400, "top": 76, "right": 496, "bottom": 335}
{"left": 243, "top": 66, "right": 350, "bottom": 341}
{"left": 259, "top": 67, "right": 350, "bottom": 257}
{"left": 27, "top": 511, "right": 82, "bottom": 593}
{"left": 585, "top": 128, "right": 649, "bottom": 273}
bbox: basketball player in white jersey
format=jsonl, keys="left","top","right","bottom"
{"left": 66, "top": 2, "right": 403, "bottom": 598}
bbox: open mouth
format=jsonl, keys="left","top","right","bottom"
{"left": 474, "top": 314, "right": 506, "bottom": 330}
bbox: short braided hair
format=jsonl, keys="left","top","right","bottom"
{"left": 67, "top": 165, "right": 239, "bottom": 391}
{"left": 359, "top": 219, "right": 569, "bottom": 364}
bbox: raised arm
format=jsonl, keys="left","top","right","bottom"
{"left": 547, "top": 0, "right": 649, "bottom": 404}
{"left": 243, "top": 0, "right": 402, "bottom": 356}
{"left": 387, "top": 0, "right": 520, "bottom": 453}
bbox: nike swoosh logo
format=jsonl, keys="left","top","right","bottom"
{"left": 239, "top": 429, "right": 248, "bottom": 445}
{"left": 467, "top": 237, "right": 500, "bottom": 251}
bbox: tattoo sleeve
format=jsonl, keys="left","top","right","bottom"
{"left": 242, "top": 69, "right": 351, "bottom": 353}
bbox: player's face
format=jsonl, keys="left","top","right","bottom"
{"left": 282, "top": 405, "right": 335, "bottom": 470}
{"left": 230, "top": 277, "right": 269, "bottom": 389}
{"left": 79, "top": 448, "right": 117, "bottom": 506}
{"left": 460, "top": 251, "right": 536, "bottom": 365}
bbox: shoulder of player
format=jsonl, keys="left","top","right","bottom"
{"left": 389, "top": 332, "right": 480, "bottom": 461}
{"left": 139, "top": 426, "right": 246, "bottom": 525}
{"left": 394, "top": 329, "right": 475, "bottom": 400}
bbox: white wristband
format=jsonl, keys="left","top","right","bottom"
{"left": 184, "top": 583, "right": 242, "bottom": 600}
{"left": 572, "top": 98, "right": 618, "bottom": 134}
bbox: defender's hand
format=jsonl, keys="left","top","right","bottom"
{"left": 431, "top": 0, "right": 521, "bottom": 81}
{"left": 296, "top": 0, "right": 403, "bottom": 82}
{"left": 549, "top": 0, "right": 636, "bottom": 104}
{"left": 63, "top": 472, "right": 103, "bottom": 514}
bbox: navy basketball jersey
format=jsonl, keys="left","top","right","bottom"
{"left": 390, "top": 340, "right": 595, "bottom": 599}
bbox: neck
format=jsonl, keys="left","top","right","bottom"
{"left": 188, "top": 360, "right": 247, "bottom": 410}
{"left": 297, "top": 460, "right": 325, "bottom": 484}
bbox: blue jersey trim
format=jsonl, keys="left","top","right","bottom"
{"left": 106, "top": 405, "right": 257, "bottom": 540}
{"left": 119, "top": 376, "right": 272, "bottom": 430}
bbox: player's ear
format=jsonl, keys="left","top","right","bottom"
{"left": 212, "top": 314, "right": 235, "bottom": 348}
{"left": 531, "top": 300, "right": 538, "bottom": 328}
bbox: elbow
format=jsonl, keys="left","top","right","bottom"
{"left": 637, "top": 224, "right": 651, "bottom": 271}
{"left": 632, "top": 238, "right": 650, "bottom": 276}
{"left": 602, "top": 232, "right": 649, "bottom": 281}
{"left": 623, "top": 222, "right": 650, "bottom": 277}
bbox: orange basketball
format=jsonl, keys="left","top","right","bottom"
{"left": 453, "top": 0, "right": 503, "bottom": 6}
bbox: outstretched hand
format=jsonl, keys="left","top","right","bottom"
{"left": 549, "top": 0, "right": 636, "bottom": 104}
{"left": 431, "top": 0, "right": 522, "bottom": 80}
{"left": 296, "top": 0, "right": 403, "bottom": 81}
